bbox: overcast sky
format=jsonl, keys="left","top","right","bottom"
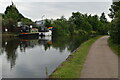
{"left": 0, "top": 0, "right": 112, "bottom": 21}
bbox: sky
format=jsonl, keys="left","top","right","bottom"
{"left": 0, "top": 0, "right": 113, "bottom": 21}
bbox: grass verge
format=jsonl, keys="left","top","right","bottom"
{"left": 108, "top": 38, "right": 120, "bottom": 56}
{"left": 49, "top": 36, "right": 101, "bottom": 78}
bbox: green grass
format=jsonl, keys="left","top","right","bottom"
{"left": 108, "top": 38, "right": 120, "bottom": 56}
{"left": 49, "top": 36, "right": 101, "bottom": 78}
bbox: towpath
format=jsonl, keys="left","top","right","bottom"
{"left": 80, "top": 36, "right": 118, "bottom": 78}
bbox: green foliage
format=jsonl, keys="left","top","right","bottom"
{"left": 74, "top": 30, "right": 88, "bottom": 35}
{"left": 99, "top": 12, "right": 109, "bottom": 35}
{"left": 110, "top": 17, "right": 120, "bottom": 44}
{"left": 90, "top": 31, "right": 97, "bottom": 36}
{"left": 2, "top": 18, "right": 17, "bottom": 32}
{"left": 44, "top": 19, "right": 52, "bottom": 27}
{"left": 109, "top": 1, "right": 120, "bottom": 44}
{"left": 70, "top": 12, "right": 110, "bottom": 35}
{"left": 109, "top": 38, "right": 120, "bottom": 56}
{"left": 108, "top": 1, "right": 120, "bottom": 19}
{"left": 70, "top": 12, "right": 92, "bottom": 32}
{"left": 4, "top": 5, "right": 24, "bottom": 21}
{"left": 2, "top": 4, "right": 23, "bottom": 32}
{"left": 87, "top": 15, "right": 100, "bottom": 32}
{"left": 0, "top": 14, "right": 2, "bottom": 21}
{"left": 50, "top": 12, "right": 109, "bottom": 36}
{"left": 21, "top": 18, "right": 33, "bottom": 26}
{"left": 100, "top": 12, "right": 107, "bottom": 23}
{"left": 52, "top": 16, "right": 70, "bottom": 36}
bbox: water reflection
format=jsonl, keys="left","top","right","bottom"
{"left": 2, "top": 38, "right": 19, "bottom": 69}
{"left": 2, "top": 36, "right": 52, "bottom": 69}
{"left": 1, "top": 35, "right": 89, "bottom": 78}
{"left": 19, "top": 36, "right": 52, "bottom": 52}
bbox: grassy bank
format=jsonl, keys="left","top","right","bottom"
{"left": 108, "top": 38, "right": 120, "bottom": 56}
{"left": 49, "top": 36, "right": 101, "bottom": 78}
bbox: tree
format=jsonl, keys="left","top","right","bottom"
{"left": 110, "top": 10, "right": 120, "bottom": 44}
{"left": 109, "top": 1, "right": 120, "bottom": 44}
{"left": 3, "top": 3, "right": 24, "bottom": 32}
{"left": 52, "top": 16, "right": 70, "bottom": 36}
{"left": 99, "top": 12, "right": 109, "bottom": 35}
{"left": 4, "top": 4, "right": 24, "bottom": 21}
{"left": 21, "top": 18, "right": 33, "bottom": 26}
{"left": 108, "top": 1, "right": 120, "bottom": 19}
{"left": 70, "top": 12, "right": 92, "bottom": 32}
{"left": 100, "top": 12, "right": 107, "bottom": 23}
{"left": 44, "top": 19, "right": 52, "bottom": 27}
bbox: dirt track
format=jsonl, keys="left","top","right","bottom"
{"left": 80, "top": 36, "right": 118, "bottom": 78}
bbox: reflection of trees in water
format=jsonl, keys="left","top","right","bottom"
{"left": 20, "top": 38, "right": 52, "bottom": 52}
{"left": 1, "top": 35, "right": 89, "bottom": 69}
{"left": 38, "top": 36, "right": 52, "bottom": 51}
{"left": 44, "top": 43, "right": 51, "bottom": 51}
{"left": 20, "top": 40, "right": 39, "bottom": 52}
{"left": 52, "top": 36, "right": 69, "bottom": 53}
{"left": 0, "top": 43, "right": 2, "bottom": 55}
{"left": 67, "top": 35, "right": 89, "bottom": 53}
{"left": 52, "top": 35, "right": 89, "bottom": 53}
{"left": 1, "top": 37, "right": 53, "bottom": 69}
{"left": 2, "top": 37, "right": 53, "bottom": 69}
{"left": 2, "top": 38, "right": 20, "bottom": 69}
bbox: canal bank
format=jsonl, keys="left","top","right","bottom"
{"left": 49, "top": 36, "right": 101, "bottom": 78}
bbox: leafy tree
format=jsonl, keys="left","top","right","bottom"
{"left": 70, "top": 12, "right": 92, "bottom": 33}
{"left": 110, "top": 10, "right": 120, "bottom": 44}
{"left": 21, "top": 18, "right": 33, "bottom": 26}
{"left": 109, "top": 1, "right": 120, "bottom": 44}
{"left": 99, "top": 12, "right": 109, "bottom": 35}
{"left": 87, "top": 15, "right": 99, "bottom": 32}
{"left": 3, "top": 3, "right": 24, "bottom": 32}
{"left": 52, "top": 12, "right": 109, "bottom": 36}
{"left": 52, "top": 16, "right": 70, "bottom": 36}
{"left": 108, "top": 1, "right": 120, "bottom": 19}
{"left": 4, "top": 4, "right": 24, "bottom": 21}
{"left": 68, "top": 19, "right": 76, "bottom": 35}
{"left": 3, "top": 18, "right": 17, "bottom": 32}
{"left": 44, "top": 19, "right": 52, "bottom": 27}
{"left": 100, "top": 12, "right": 107, "bottom": 23}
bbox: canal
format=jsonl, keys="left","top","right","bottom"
{"left": 0, "top": 35, "right": 89, "bottom": 78}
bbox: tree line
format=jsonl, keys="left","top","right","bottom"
{"left": 45, "top": 12, "right": 109, "bottom": 36}
{"left": 1, "top": 2, "right": 109, "bottom": 36}
{"left": 46, "top": 1, "right": 120, "bottom": 45}
{"left": 1, "top": 1, "right": 120, "bottom": 45}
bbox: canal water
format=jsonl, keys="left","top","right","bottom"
{"left": 0, "top": 35, "right": 89, "bottom": 78}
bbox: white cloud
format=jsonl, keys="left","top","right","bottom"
{"left": 0, "top": 2, "right": 112, "bottom": 21}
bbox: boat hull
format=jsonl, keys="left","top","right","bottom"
{"left": 19, "top": 33, "right": 39, "bottom": 37}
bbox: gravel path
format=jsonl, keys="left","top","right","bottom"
{"left": 80, "top": 36, "right": 118, "bottom": 78}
